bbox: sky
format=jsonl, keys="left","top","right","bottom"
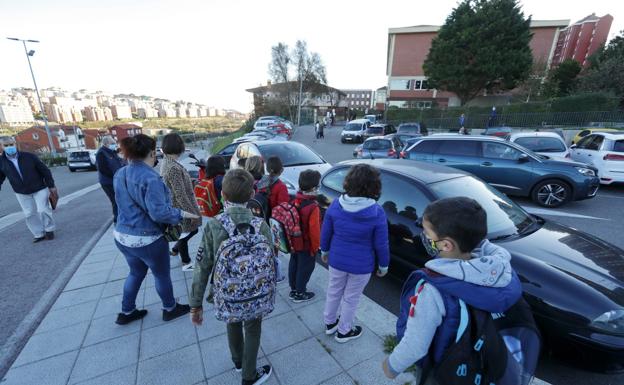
{"left": 0, "top": 0, "right": 621, "bottom": 113}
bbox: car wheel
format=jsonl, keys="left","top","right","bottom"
{"left": 341, "top": 139, "right": 346, "bottom": 144}
{"left": 69, "top": 168, "right": 75, "bottom": 172}
{"left": 531, "top": 179, "right": 571, "bottom": 208}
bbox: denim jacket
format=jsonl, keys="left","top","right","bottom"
{"left": 113, "top": 161, "right": 182, "bottom": 236}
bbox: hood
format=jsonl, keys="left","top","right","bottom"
{"left": 281, "top": 163, "right": 332, "bottom": 195}
{"left": 542, "top": 158, "right": 596, "bottom": 170}
{"left": 425, "top": 239, "right": 513, "bottom": 288}
{"left": 338, "top": 194, "right": 376, "bottom": 213}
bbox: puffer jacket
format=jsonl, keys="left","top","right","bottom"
{"left": 160, "top": 156, "right": 201, "bottom": 233}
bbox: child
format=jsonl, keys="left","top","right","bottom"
{"left": 288, "top": 170, "right": 322, "bottom": 303}
{"left": 266, "top": 156, "right": 289, "bottom": 210}
{"left": 205, "top": 155, "right": 226, "bottom": 201}
{"left": 321, "top": 164, "right": 389, "bottom": 343}
{"left": 190, "top": 169, "right": 274, "bottom": 385}
{"left": 382, "top": 197, "right": 523, "bottom": 383}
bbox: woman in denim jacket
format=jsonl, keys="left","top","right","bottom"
{"left": 113, "top": 134, "right": 199, "bottom": 325}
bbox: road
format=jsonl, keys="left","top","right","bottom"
{"left": 292, "top": 124, "right": 624, "bottom": 385}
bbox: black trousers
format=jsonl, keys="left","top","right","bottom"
{"left": 288, "top": 251, "right": 316, "bottom": 293}
{"left": 174, "top": 229, "right": 199, "bottom": 264}
{"left": 101, "top": 183, "right": 118, "bottom": 223}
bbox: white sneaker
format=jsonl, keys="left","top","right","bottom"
{"left": 182, "top": 263, "right": 194, "bottom": 272}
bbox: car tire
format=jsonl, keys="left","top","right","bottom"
{"left": 341, "top": 139, "right": 346, "bottom": 144}
{"left": 531, "top": 179, "right": 571, "bottom": 208}
{"left": 69, "top": 168, "right": 75, "bottom": 172}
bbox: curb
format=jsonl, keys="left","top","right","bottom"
{"left": 0, "top": 218, "right": 113, "bottom": 378}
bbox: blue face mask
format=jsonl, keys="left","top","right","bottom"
{"left": 108, "top": 144, "right": 117, "bottom": 151}
{"left": 4, "top": 145, "right": 17, "bottom": 156}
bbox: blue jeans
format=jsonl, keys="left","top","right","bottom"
{"left": 115, "top": 237, "right": 176, "bottom": 313}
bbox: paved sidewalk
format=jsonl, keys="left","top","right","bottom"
{"left": 2, "top": 225, "right": 551, "bottom": 385}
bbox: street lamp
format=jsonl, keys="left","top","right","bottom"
{"left": 7, "top": 37, "right": 56, "bottom": 155}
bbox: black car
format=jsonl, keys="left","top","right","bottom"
{"left": 319, "top": 159, "right": 624, "bottom": 372}
{"left": 214, "top": 142, "right": 239, "bottom": 168}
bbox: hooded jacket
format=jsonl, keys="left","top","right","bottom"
{"left": 388, "top": 240, "right": 522, "bottom": 376}
{"left": 320, "top": 194, "right": 390, "bottom": 274}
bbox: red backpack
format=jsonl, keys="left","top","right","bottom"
{"left": 194, "top": 178, "right": 221, "bottom": 217}
{"left": 271, "top": 199, "right": 315, "bottom": 253}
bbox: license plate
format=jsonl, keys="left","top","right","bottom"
{"left": 70, "top": 162, "right": 91, "bottom": 167}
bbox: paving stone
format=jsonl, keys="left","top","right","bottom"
{"left": 199, "top": 333, "right": 238, "bottom": 378}
{"left": 13, "top": 321, "right": 89, "bottom": 367}
{"left": 144, "top": 278, "right": 187, "bottom": 306}
{"left": 141, "top": 295, "right": 189, "bottom": 330}
{"left": 347, "top": 352, "right": 415, "bottom": 385}
{"left": 268, "top": 338, "right": 341, "bottom": 385}
{"left": 65, "top": 269, "right": 111, "bottom": 291}
{"left": 2, "top": 350, "right": 78, "bottom": 385}
{"left": 69, "top": 333, "right": 140, "bottom": 384}
{"left": 73, "top": 260, "right": 114, "bottom": 276}
{"left": 293, "top": 299, "right": 327, "bottom": 336}
{"left": 355, "top": 297, "right": 397, "bottom": 339}
{"left": 92, "top": 294, "right": 124, "bottom": 319}
{"left": 319, "top": 373, "right": 356, "bottom": 385}
{"left": 320, "top": 324, "right": 383, "bottom": 370}
{"left": 206, "top": 357, "right": 278, "bottom": 385}
{"left": 71, "top": 364, "right": 136, "bottom": 385}
{"left": 196, "top": 307, "right": 227, "bottom": 341}
{"left": 264, "top": 292, "right": 292, "bottom": 320}
{"left": 52, "top": 284, "right": 105, "bottom": 310}
{"left": 83, "top": 314, "right": 142, "bottom": 346}
{"left": 82, "top": 251, "right": 115, "bottom": 265}
{"left": 140, "top": 316, "right": 197, "bottom": 360}
{"left": 36, "top": 300, "right": 98, "bottom": 334}
{"left": 260, "top": 311, "right": 312, "bottom": 355}
{"left": 109, "top": 266, "right": 130, "bottom": 281}
{"left": 137, "top": 344, "right": 204, "bottom": 385}
{"left": 145, "top": 268, "right": 186, "bottom": 288}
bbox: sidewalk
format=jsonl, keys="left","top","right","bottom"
{"left": 2, "top": 226, "right": 551, "bottom": 385}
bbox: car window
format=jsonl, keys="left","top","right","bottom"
{"left": 236, "top": 143, "right": 249, "bottom": 159}
{"left": 344, "top": 123, "right": 363, "bottom": 131}
{"left": 322, "top": 167, "right": 349, "bottom": 193}
{"left": 398, "top": 124, "right": 420, "bottom": 134}
{"left": 410, "top": 140, "right": 440, "bottom": 154}
{"left": 437, "top": 140, "right": 479, "bottom": 157}
{"left": 392, "top": 137, "right": 402, "bottom": 148}
{"left": 482, "top": 142, "right": 522, "bottom": 160}
{"left": 379, "top": 173, "right": 429, "bottom": 221}
{"left": 587, "top": 135, "right": 605, "bottom": 151}
{"left": 613, "top": 140, "right": 624, "bottom": 153}
{"left": 69, "top": 152, "right": 89, "bottom": 158}
{"left": 579, "top": 130, "right": 590, "bottom": 137}
{"left": 367, "top": 127, "right": 383, "bottom": 135}
{"left": 364, "top": 139, "right": 391, "bottom": 150}
{"left": 514, "top": 137, "right": 566, "bottom": 153}
{"left": 219, "top": 144, "right": 238, "bottom": 156}
{"left": 258, "top": 142, "right": 324, "bottom": 166}
{"left": 576, "top": 135, "right": 595, "bottom": 149}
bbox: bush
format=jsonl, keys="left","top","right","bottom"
{"left": 40, "top": 154, "right": 67, "bottom": 167}
{"left": 550, "top": 92, "right": 619, "bottom": 112}
{"left": 210, "top": 116, "right": 255, "bottom": 154}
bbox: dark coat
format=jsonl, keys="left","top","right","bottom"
{"left": 0, "top": 151, "right": 55, "bottom": 195}
{"left": 96, "top": 146, "right": 124, "bottom": 185}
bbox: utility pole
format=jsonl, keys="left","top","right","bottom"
{"left": 7, "top": 38, "right": 56, "bottom": 155}
{"left": 296, "top": 75, "right": 303, "bottom": 126}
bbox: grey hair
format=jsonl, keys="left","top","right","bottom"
{"left": 101, "top": 136, "right": 115, "bottom": 146}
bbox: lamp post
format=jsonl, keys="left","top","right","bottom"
{"left": 7, "top": 37, "right": 56, "bottom": 155}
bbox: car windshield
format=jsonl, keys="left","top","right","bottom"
{"left": 69, "top": 152, "right": 89, "bottom": 158}
{"left": 398, "top": 125, "right": 419, "bottom": 134}
{"left": 429, "top": 176, "right": 535, "bottom": 238}
{"left": 367, "top": 127, "right": 383, "bottom": 134}
{"left": 344, "top": 123, "right": 363, "bottom": 131}
{"left": 363, "top": 139, "right": 391, "bottom": 150}
{"left": 258, "top": 142, "right": 325, "bottom": 167}
{"left": 515, "top": 137, "right": 566, "bottom": 152}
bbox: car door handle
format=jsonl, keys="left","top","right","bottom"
{"left": 482, "top": 162, "right": 493, "bottom": 166}
{"left": 437, "top": 158, "right": 446, "bottom": 163}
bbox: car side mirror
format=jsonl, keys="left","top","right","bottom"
{"left": 570, "top": 144, "right": 577, "bottom": 149}
{"left": 518, "top": 153, "right": 530, "bottom": 163}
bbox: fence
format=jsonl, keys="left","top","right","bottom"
{"left": 387, "top": 110, "right": 624, "bottom": 131}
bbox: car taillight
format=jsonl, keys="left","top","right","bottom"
{"left": 388, "top": 149, "right": 396, "bottom": 157}
{"left": 604, "top": 153, "right": 624, "bottom": 161}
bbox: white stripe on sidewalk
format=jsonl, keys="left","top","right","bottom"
{"left": 0, "top": 183, "right": 101, "bottom": 232}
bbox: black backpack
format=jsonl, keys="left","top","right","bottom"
{"left": 247, "top": 179, "right": 273, "bottom": 222}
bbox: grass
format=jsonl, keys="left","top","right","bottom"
{"left": 383, "top": 334, "right": 398, "bottom": 353}
{"left": 210, "top": 131, "right": 245, "bottom": 154}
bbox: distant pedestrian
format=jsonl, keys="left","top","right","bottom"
{"left": 319, "top": 121, "right": 325, "bottom": 139}
{"left": 459, "top": 113, "right": 466, "bottom": 134}
{"left": 160, "top": 133, "right": 202, "bottom": 272}
{"left": 321, "top": 164, "right": 389, "bottom": 343}
{"left": 326, "top": 110, "right": 332, "bottom": 127}
{"left": 96, "top": 136, "right": 125, "bottom": 223}
{"left": 113, "top": 134, "right": 197, "bottom": 325}
{"left": 488, "top": 106, "right": 497, "bottom": 128}
{"left": 315, "top": 120, "right": 321, "bottom": 139}
{"left": 0, "top": 137, "right": 57, "bottom": 242}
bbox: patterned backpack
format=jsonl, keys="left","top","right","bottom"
{"left": 270, "top": 199, "right": 316, "bottom": 253}
{"left": 212, "top": 214, "right": 276, "bottom": 323}
{"left": 194, "top": 178, "right": 221, "bottom": 217}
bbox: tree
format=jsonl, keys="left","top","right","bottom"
{"left": 543, "top": 59, "right": 582, "bottom": 97}
{"left": 578, "top": 31, "right": 624, "bottom": 102}
{"left": 423, "top": 0, "right": 533, "bottom": 104}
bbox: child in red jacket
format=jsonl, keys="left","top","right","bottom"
{"left": 266, "top": 156, "right": 289, "bottom": 210}
{"left": 289, "top": 169, "right": 322, "bottom": 303}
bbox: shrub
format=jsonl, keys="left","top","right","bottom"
{"left": 550, "top": 92, "right": 619, "bottom": 112}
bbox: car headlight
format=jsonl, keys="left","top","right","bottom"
{"left": 575, "top": 167, "right": 596, "bottom": 177}
{"left": 590, "top": 310, "right": 624, "bottom": 335}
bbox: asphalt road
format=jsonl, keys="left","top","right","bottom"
{"left": 293, "top": 124, "right": 624, "bottom": 385}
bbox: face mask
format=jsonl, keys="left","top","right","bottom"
{"left": 108, "top": 144, "right": 117, "bottom": 151}
{"left": 4, "top": 145, "right": 17, "bottom": 156}
{"left": 420, "top": 232, "right": 441, "bottom": 258}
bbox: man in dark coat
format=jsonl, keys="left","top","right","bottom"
{"left": 96, "top": 136, "right": 125, "bottom": 223}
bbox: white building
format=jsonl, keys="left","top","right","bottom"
{"left": 111, "top": 105, "right": 132, "bottom": 119}
{"left": 0, "top": 101, "right": 35, "bottom": 125}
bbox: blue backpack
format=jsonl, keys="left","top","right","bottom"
{"left": 397, "top": 270, "right": 540, "bottom": 385}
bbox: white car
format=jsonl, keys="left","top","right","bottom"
{"left": 253, "top": 119, "right": 278, "bottom": 130}
{"left": 67, "top": 150, "right": 97, "bottom": 172}
{"left": 507, "top": 132, "right": 570, "bottom": 161}
{"left": 230, "top": 140, "right": 332, "bottom": 195}
{"left": 570, "top": 131, "right": 624, "bottom": 185}
{"left": 341, "top": 119, "right": 371, "bottom": 143}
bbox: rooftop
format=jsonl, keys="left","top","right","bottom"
{"left": 389, "top": 19, "right": 570, "bottom": 35}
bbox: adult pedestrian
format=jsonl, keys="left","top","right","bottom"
{"left": 458, "top": 113, "right": 467, "bottom": 134}
{"left": 113, "top": 134, "right": 197, "bottom": 325}
{"left": 159, "top": 133, "right": 202, "bottom": 272}
{"left": 96, "top": 136, "right": 124, "bottom": 223}
{"left": 315, "top": 120, "right": 321, "bottom": 139}
{"left": 0, "top": 137, "right": 57, "bottom": 242}
{"left": 488, "top": 106, "right": 497, "bottom": 128}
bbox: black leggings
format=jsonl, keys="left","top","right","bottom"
{"left": 173, "top": 229, "right": 199, "bottom": 264}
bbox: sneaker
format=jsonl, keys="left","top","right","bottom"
{"left": 162, "top": 303, "right": 190, "bottom": 321}
{"left": 33, "top": 236, "right": 46, "bottom": 243}
{"left": 291, "top": 291, "right": 315, "bottom": 303}
{"left": 115, "top": 309, "right": 148, "bottom": 325}
{"left": 242, "top": 365, "right": 272, "bottom": 385}
{"left": 288, "top": 290, "right": 296, "bottom": 299}
{"left": 325, "top": 318, "right": 340, "bottom": 335}
{"left": 45, "top": 231, "right": 55, "bottom": 240}
{"left": 182, "top": 263, "right": 194, "bottom": 272}
{"left": 234, "top": 363, "right": 242, "bottom": 373}
{"left": 335, "top": 326, "right": 363, "bottom": 343}
{"left": 170, "top": 248, "right": 179, "bottom": 256}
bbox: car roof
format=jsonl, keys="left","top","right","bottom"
{"left": 592, "top": 131, "right": 624, "bottom": 138}
{"left": 364, "top": 136, "right": 390, "bottom": 141}
{"left": 398, "top": 122, "right": 419, "bottom": 126}
{"left": 509, "top": 132, "right": 564, "bottom": 140}
{"left": 582, "top": 128, "right": 618, "bottom": 131}
{"left": 418, "top": 134, "right": 505, "bottom": 142}
{"left": 338, "top": 159, "right": 469, "bottom": 184}
{"left": 367, "top": 124, "right": 386, "bottom": 128}
{"left": 346, "top": 119, "right": 369, "bottom": 124}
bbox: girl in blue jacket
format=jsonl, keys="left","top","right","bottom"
{"left": 321, "top": 164, "right": 390, "bottom": 343}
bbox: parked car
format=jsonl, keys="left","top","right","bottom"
{"left": 230, "top": 140, "right": 332, "bottom": 195}
{"left": 397, "top": 122, "right": 426, "bottom": 136}
{"left": 318, "top": 158, "right": 624, "bottom": 372}
{"left": 507, "top": 132, "right": 570, "bottom": 161}
{"left": 398, "top": 136, "right": 424, "bottom": 159}
{"left": 482, "top": 126, "right": 513, "bottom": 137}
{"left": 570, "top": 132, "right": 624, "bottom": 185}
{"left": 403, "top": 135, "right": 599, "bottom": 208}
{"left": 213, "top": 142, "right": 238, "bottom": 169}
{"left": 267, "top": 123, "right": 292, "bottom": 138}
{"left": 341, "top": 119, "right": 371, "bottom": 143}
{"left": 67, "top": 150, "right": 97, "bottom": 172}
{"left": 354, "top": 136, "right": 402, "bottom": 159}
{"left": 364, "top": 114, "right": 378, "bottom": 124}
{"left": 253, "top": 118, "right": 278, "bottom": 130}
{"left": 361, "top": 124, "right": 396, "bottom": 141}
{"left": 572, "top": 128, "right": 619, "bottom": 145}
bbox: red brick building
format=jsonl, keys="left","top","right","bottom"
{"left": 552, "top": 14, "right": 613, "bottom": 68}
{"left": 108, "top": 123, "right": 142, "bottom": 141}
{"left": 83, "top": 129, "right": 109, "bottom": 149}
{"left": 15, "top": 126, "right": 63, "bottom": 153}
{"left": 386, "top": 20, "right": 570, "bottom": 107}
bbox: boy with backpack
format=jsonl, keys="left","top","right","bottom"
{"left": 190, "top": 168, "right": 275, "bottom": 385}
{"left": 194, "top": 155, "right": 226, "bottom": 218}
{"left": 382, "top": 197, "right": 539, "bottom": 385}
{"left": 272, "top": 170, "right": 322, "bottom": 303}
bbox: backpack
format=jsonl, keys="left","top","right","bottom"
{"left": 194, "top": 178, "right": 221, "bottom": 217}
{"left": 397, "top": 272, "right": 540, "bottom": 385}
{"left": 271, "top": 199, "right": 316, "bottom": 253}
{"left": 247, "top": 179, "right": 272, "bottom": 221}
{"left": 212, "top": 214, "right": 276, "bottom": 323}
